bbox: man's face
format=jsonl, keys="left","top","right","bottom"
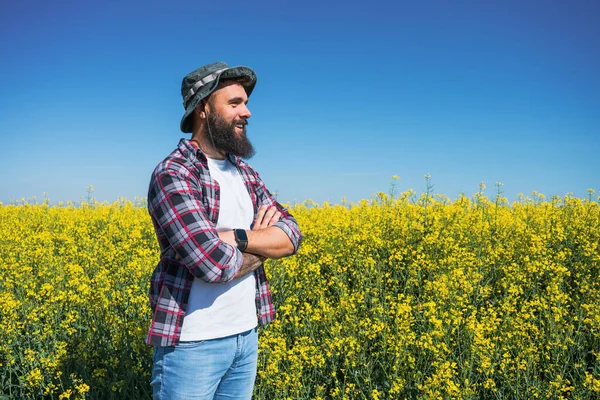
{"left": 205, "top": 81, "right": 255, "bottom": 159}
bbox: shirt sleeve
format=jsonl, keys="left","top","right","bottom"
{"left": 250, "top": 169, "right": 303, "bottom": 254}
{"left": 148, "top": 163, "right": 243, "bottom": 283}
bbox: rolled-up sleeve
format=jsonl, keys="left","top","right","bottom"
{"left": 148, "top": 164, "right": 242, "bottom": 283}
{"left": 272, "top": 216, "right": 302, "bottom": 254}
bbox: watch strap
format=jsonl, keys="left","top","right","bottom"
{"left": 233, "top": 229, "right": 248, "bottom": 252}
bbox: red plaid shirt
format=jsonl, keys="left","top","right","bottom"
{"left": 146, "top": 139, "right": 302, "bottom": 346}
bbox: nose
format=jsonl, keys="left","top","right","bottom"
{"left": 240, "top": 103, "right": 251, "bottom": 119}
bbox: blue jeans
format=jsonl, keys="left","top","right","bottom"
{"left": 151, "top": 327, "right": 258, "bottom": 399}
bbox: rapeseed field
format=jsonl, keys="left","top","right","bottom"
{"left": 1, "top": 185, "right": 599, "bottom": 399}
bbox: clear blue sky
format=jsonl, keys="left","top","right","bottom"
{"left": 1, "top": 0, "right": 598, "bottom": 205}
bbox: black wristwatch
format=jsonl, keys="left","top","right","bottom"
{"left": 233, "top": 229, "right": 248, "bottom": 252}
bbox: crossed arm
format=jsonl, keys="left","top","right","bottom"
{"left": 219, "top": 205, "right": 295, "bottom": 278}
{"left": 150, "top": 164, "right": 301, "bottom": 284}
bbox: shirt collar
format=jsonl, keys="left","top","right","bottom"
{"left": 178, "top": 138, "right": 242, "bottom": 167}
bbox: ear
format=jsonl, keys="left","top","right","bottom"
{"left": 195, "top": 107, "right": 206, "bottom": 119}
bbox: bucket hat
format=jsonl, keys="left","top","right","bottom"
{"left": 180, "top": 62, "right": 257, "bottom": 133}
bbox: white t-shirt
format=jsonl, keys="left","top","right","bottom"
{"left": 179, "top": 156, "right": 257, "bottom": 341}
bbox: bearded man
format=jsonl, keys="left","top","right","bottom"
{"left": 146, "top": 62, "right": 302, "bottom": 399}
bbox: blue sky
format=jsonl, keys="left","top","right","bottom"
{"left": 1, "top": 0, "right": 598, "bottom": 205}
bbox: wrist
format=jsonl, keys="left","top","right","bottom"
{"left": 233, "top": 229, "right": 248, "bottom": 252}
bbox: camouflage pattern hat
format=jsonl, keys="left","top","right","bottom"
{"left": 180, "top": 61, "right": 257, "bottom": 133}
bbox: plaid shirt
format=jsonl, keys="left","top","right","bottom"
{"left": 146, "top": 139, "right": 302, "bottom": 347}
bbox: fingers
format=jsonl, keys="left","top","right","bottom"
{"left": 253, "top": 206, "right": 268, "bottom": 230}
{"left": 270, "top": 211, "right": 282, "bottom": 226}
{"left": 262, "top": 207, "right": 279, "bottom": 228}
{"left": 253, "top": 205, "right": 281, "bottom": 230}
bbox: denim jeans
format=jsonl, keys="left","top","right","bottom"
{"left": 151, "top": 327, "right": 258, "bottom": 399}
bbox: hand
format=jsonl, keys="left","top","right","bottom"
{"left": 234, "top": 253, "right": 266, "bottom": 279}
{"left": 253, "top": 205, "right": 281, "bottom": 231}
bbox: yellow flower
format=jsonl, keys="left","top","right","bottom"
{"left": 2, "top": 189, "right": 599, "bottom": 398}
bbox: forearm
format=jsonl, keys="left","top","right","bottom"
{"left": 216, "top": 203, "right": 298, "bottom": 260}
{"left": 218, "top": 223, "right": 294, "bottom": 260}
{"left": 246, "top": 226, "right": 294, "bottom": 259}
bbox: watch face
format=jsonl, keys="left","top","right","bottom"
{"left": 236, "top": 229, "right": 248, "bottom": 242}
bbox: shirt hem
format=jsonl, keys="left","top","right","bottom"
{"left": 178, "top": 320, "right": 258, "bottom": 342}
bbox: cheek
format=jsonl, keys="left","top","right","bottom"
{"left": 220, "top": 108, "right": 238, "bottom": 121}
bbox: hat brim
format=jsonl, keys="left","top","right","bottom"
{"left": 180, "top": 66, "right": 257, "bottom": 133}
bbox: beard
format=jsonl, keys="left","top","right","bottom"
{"left": 206, "top": 111, "right": 255, "bottom": 159}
